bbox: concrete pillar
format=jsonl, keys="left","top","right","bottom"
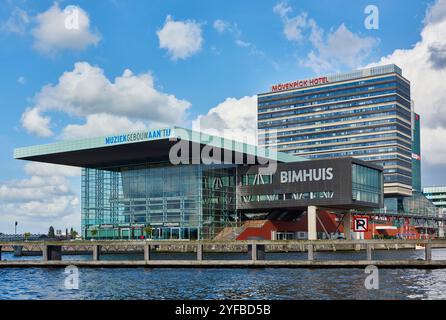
{"left": 307, "top": 244, "right": 314, "bottom": 261}
{"left": 251, "top": 243, "right": 257, "bottom": 262}
{"left": 13, "top": 245, "right": 23, "bottom": 257}
{"left": 257, "top": 245, "right": 265, "bottom": 260}
{"left": 425, "top": 244, "right": 432, "bottom": 261}
{"left": 307, "top": 206, "right": 317, "bottom": 240}
{"left": 196, "top": 244, "right": 203, "bottom": 261}
{"left": 439, "top": 221, "right": 445, "bottom": 238}
{"left": 271, "top": 231, "right": 276, "bottom": 241}
{"left": 248, "top": 243, "right": 266, "bottom": 261}
{"left": 48, "top": 246, "right": 62, "bottom": 261}
{"left": 42, "top": 245, "right": 48, "bottom": 261}
{"left": 366, "top": 244, "right": 373, "bottom": 261}
{"left": 343, "top": 212, "right": 352, "bottom": 240}
{"left": 144, "top": 244, "right": 150, "bottom": 261}
{"left": 43, "top": 245, "right": 62, "bottom": 261}
{"left": 93, "top": 245, "right": 102, "bottom": 261}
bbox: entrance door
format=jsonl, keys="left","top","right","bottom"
{"left": 170, "top": 228, "right": 180, "bottom": 240}
{"left": 154, "top": 228, "right": 163, "bottom": 240}
{"left": 120, "top": 228, "right": 130, "bottom": 239}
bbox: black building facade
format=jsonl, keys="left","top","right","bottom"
{"left": 237, "top": 158, "right": 383, "bottom": 212}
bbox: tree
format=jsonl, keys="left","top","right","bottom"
{"left": 48, "top": 226, "right": 55, "bottom": 238}
{"left": 70, "top": 228, "right": 78, "bottom": 239}
{"left": 24, "top": 232, "right": 32, "bottom": 240}
{"left": 143, "top": 226, "right": 153, "bottom": 239}
{"left": 91, "top": 228, "right": 98, "bottom": 239}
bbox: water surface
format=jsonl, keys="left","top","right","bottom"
{"left": 1, "top": 249, "right": 446, "bottom": 300}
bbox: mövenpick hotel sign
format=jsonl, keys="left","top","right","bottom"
{"left": 271, "top": 76, "right": 329, "bottom": 92}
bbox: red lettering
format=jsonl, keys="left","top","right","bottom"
{"left": 271, "top": 76, "right": 330, "bottom": 92}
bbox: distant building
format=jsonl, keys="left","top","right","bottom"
{"left": 0, "top": 234, "right": 48, "bottom": 241}
{"left": 423, "top": 186, "right": 446, "bottom": 209}
{"left": 258, "top": 64, "right": 413, "bottom": 197}
{"left": 412, "top": 112, "right": 421, "bottom": 192}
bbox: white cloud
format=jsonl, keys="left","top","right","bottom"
{"left": 31, "top": 3, "right": 100, "bottom": 54}
{"left": 282, "top": 13, "right": 311, "bottom": 42}
{"left": 1, "top": 7, "right": 29, "bottom": 35}
{"left": 0, "top": 177, "right": 72, "bottom": 201}
{"left": 212, "top": 19, "right": 264, "bottom": 56}
{"left": 21, "top": 62, "right": 191, "bottom": 138}
{"left": 61, "top": 113, "right": 148, "bottom": 139}
{"left": 305, "top": 23, "right": 378, "bottom": 73}
{"left": 213, "top": 19, "right": 230, "bottom": 34}
{"left": 273, "top": 2, "right": 314, "bottom": 42}
{"left": 157, "top": 15, "right": 203, "bottom": 60}
{"left": 0, "top": 163, "right": 80, "bottom": 233}
{"left": 422, "top": 127, "right": 446, "bottom": 166}
{"left": 24, "top": 162, "right": 80, "bottom": 177}
{"left": 17, "top": 76, "right": 26, "bottom": 84}
{"left": 368, "top": 0, "right": 446, "bottom": 168}
{"left": 425, "top": 0, "right": 446, "bottom": 24}
{"left": 21, "top": 107, "right": 53, "bottom": 137}
{"left": 192, "top": 95, "right": 257, "bottom": 144}
{"left": 273, "top": 2, "right": 292, "bottom": 18}
{"left": 273, "top": 1, "right": 378, "bottom": 72}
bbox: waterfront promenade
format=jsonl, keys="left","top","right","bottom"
{"left": 1, "top": 239, "right": 446, "bottom": 268}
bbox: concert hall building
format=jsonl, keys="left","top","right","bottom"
{"left": 14, "top": 127, "right": 383, "bottom": 240}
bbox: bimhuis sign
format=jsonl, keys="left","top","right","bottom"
{"left": 237, "top": 158, "right": 353, "bottom": 208}
{"left": 279, "top": 167, "right": 334, "bottom": 183}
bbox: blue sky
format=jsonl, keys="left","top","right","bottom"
{"left": 1, "top": 0, "right": 446, "bottom": 233}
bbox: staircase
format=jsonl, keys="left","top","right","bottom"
{"left": 242, "top": 220, "right": 268, "bottom": 229}
{"left": 213, "top": 227, "right": 242, "bottom": 240}
{"left": 214, "top": 220, "right": 268, "bottom": 240}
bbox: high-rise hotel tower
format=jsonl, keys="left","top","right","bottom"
{"left": 258, "top": 64, "right": 413, "bottom": 197}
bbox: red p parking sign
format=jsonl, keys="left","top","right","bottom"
{"left": 353, "top": 217, "right": 369, "bottom": 232}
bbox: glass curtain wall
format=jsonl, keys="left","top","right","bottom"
{"left": 352, "top": 164, "right": 383, "bottom": 204}
{"left": 201, "top": 165, "right": 238, "bottom": 239}
{"left": 81, "top": 163, "right": 238, "bottom": 240}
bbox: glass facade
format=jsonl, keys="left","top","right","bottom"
{"left": 258, "top": 64, "right": 413, "bottom": 196}
{"left": 80, "top": 159, "right": 383, "bottom": 240}
{"left": 352, "top": 164, "right": 383, "bottom": 204}
{"left": 240, "top": 191, "right": 335, "bottom": 203}
{"left": 412, "top": 113, "right": 421, "bottom": 192}
{"left": 423, "top": 186, "right": 446, "bottom": 208}
{"left": 81, "top": 162, "right": 238, "bottom": 240}
{"left": 15, "top": 126, "right": 387, "bottom": 241}
{"left": 383, "top": 192, "right": 439, "bottom": 216}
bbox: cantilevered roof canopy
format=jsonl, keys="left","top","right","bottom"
{"left": 14, "top": 127, "right": 306, "bottom": 169}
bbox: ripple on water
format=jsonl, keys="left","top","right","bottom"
{"left": 1, "top": 250, "right": 446, "bottom": 300}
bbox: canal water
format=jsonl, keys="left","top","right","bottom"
{"left": 1, "top": 249, "right": 446, "bottom": 300}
